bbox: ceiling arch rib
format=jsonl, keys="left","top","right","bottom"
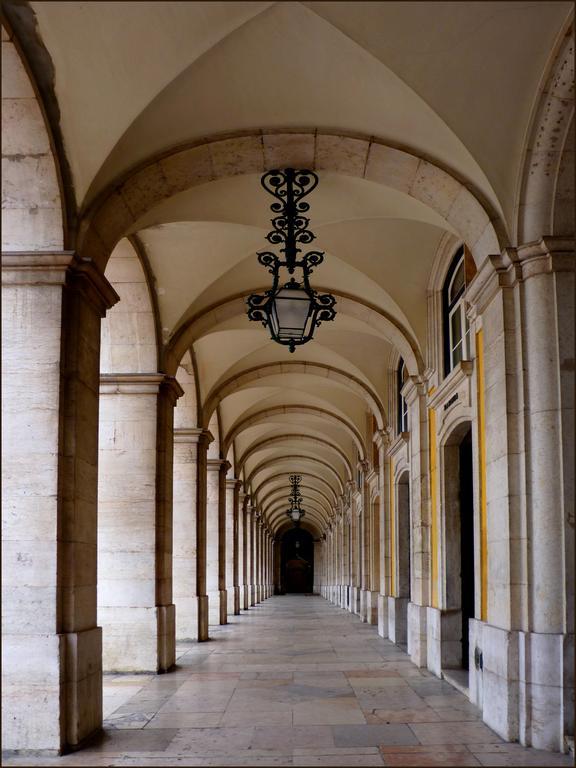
{"left": 237, "top": 435, "right": 353, "bottom": 480}
{"left": 164, "top": 292, "right": 423, "bottom": 381}
{"left": 246, "top": 455, "right": 344, "bottom": 496}
{"left": 259, "top": 485, "right": 335, "bottom": 518}
{"left": 267, "top": 498, "right": 329, "bottom": 529}
{"left": 203, "top": 361, "right": 385, "bottom": 431}
{"left": 79, "top": 131, "right": 505, "bottom": 275}
{"left": 268, "top": 506, "right": 328, "bottom": 533}
{"left": 252, "top": 472, "right": 338, "bottom": 510}
{"left": 224, "top": 405, "right": 366, "bottom": 460}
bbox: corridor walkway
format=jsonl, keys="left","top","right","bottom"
{"left": 4, "top": 596, "right": 572, "bottom": 767}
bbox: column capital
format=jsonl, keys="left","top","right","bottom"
{"left": 174, "top": 427, "right": 213, "bottom": 445}
{"left": 2, "top": 251, "right": 120, "bottom": 316}
{"left": 100, "top": 373, "right": 184, "bottom": 402}
{"left": 401, "top": 375, "right": 427, "bottom": 406}
{"left": 373, "top": 428, "right": 391, "bottom": 452}
{"left": 206, "top": 458, "right": 231, "bottom": 473}
{"left": 226, "top": 477, "right": 242, "bottom": 491}
{"left": 160, "top": 375, "right": 185, "bottom": 405}
{"left": 467, "top": 238, "right": 574, "bottom": 317}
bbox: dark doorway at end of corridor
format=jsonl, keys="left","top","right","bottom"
{"left": 280, "top": 527, "right": 314, "bottom": 593}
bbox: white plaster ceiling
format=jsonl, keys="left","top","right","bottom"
{"left": 30, "top": 1, "right": 571, "bottom": 535}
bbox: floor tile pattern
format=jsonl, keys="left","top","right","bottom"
{"left": 3, "top": 596, "right": 573, "bottom": 766}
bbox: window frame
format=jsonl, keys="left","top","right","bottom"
{"left": 442, "top": 246, "right": 472, "bottom": 376}
{"left": 397, "top": 357, "right": 409, "bottom": 434}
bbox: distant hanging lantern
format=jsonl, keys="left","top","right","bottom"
{"left": 247, "top": 169, "right": 336, "bottom": 352}
{"left": 285, "top": 473, "right": 306, "bottom": 526}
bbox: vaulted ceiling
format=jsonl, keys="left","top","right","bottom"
{"left": 25, "top": 0, "right": 572, "bottom": 536}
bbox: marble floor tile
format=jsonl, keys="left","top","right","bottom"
{"left": 2, "top": 596, "right": 570, "bottom": 768}
{"left": 220, "top": 709, "right": 293, "bottom": 726}
{"left": 409, "top": 721, "right": 504, "bottom": 745}
{"left": 145, "top": 712, "right": 222, "bottom": 728}
{"left": 292, "top": 697, "right": 367, "bottom": 725}
{"left": 165, "top": 726, "right": 254, "bottom": 754}
{"left": 380, "top": 747, "right": 481, "bottom": 766}
{"left": 369, "top": 708, "right": 441, "bottom": 723}
{"left": 293, "top": 755, "right": 384, "bottom": 766}
{"left": 252, "top": 725, "right": 335, "bottom": 750}
{"left": 332, "top": 724, "right": 419, "bottom": 747}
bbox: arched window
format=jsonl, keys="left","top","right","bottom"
{"left": 442, "top": 246, "right": 476, "bottom": 375}
{"left": 397, "top": 357, "right": 408, "bottom": 433}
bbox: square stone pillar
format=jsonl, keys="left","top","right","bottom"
{"left": 98, "top": 373, "right": 182, "bottom": 673}
{"left": 2, "top": 252, "right": 118, "bottom": 752}
{"left": 465, "top": 238, "right": 575, "bottom": 752}
{"left": 155, "top": 376, "right": 183, "bottom": 670}
{"left": 194, "top": 430, "right": 213, "bottom": 641}
{"left": 239, "top": 493, "right": 249, "bottom": 609}
{"left": 206, "top": 459, "right": 229, "bottom": 627}
{"left": 225, "top": 478, "right": 241, "bottom": 615}
{"left": 247, "top": 505, "right": 257, "bottom": 606}
{"left": 255, "top": 514, "right": 263, "bottom": 602}
{"left": 173, "top": 428, "right": 209, "bottom": 640}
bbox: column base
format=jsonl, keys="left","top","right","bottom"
{"left": 241, "top": 584, "right": 249, "bottom": 610}
{"left": 207, "top": 590, "right": 222, "bottom": 626}
{"left": 479, "top": 624, "right": 574, "bottom": 753}
{"left": 175, "top": 596, "right": 199, "bottom": 641}
{"left": 377, "top": 594, "right": 388, "bottom": 638}
{"left": 219, "top": 589, "right": 228, "bottom": 624}
{"left": 233, "top": 586, "right": 241, "bottom": 615}
{"left": 100, "top": 606, "right": 161, "bottom": 672}
{"left": 407, "top": 602, "right": 427, "bottom": 667}
{"left": 156, "top": 603, "right": 176, "bottom": 671}
{"left": 197, "top": 595, "right": 209, "bottom": 641}
{"left": 387, "top": 596, "right": 409, "bottom": 644}
{"left": 426, "top": 607, "right": 462, "bottom": 677}
{"left": 250, "top": 585, "right": 256, "bottom": 606}
{"left": 2, "top": 628, "right": 103, "bottom": 752}
{"left": 350, "top": 586, "right": 361, "bottom": 615}
{"left": 365, "top": 591, "right": 379, "bottom": 625}
{"left": 226, "top": 587, "right": 235, "bottom": 616}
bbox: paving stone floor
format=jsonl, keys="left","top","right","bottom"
{"left": 4, "top": 596, "right": 573, "bottom": 767}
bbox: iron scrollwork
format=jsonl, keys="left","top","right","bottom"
{"left": 247, "top": 168, "right": 337, "bottom": 351}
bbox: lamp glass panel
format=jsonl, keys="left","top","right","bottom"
{"left": 272, "top": 286, "right": 312, "bottom": 341}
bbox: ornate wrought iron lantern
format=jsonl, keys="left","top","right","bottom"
{"left": 285, "top": 474, "right": 306, "bottom": 526}
{"left": 247, "top": 169, "right": 336, "bottom": 352}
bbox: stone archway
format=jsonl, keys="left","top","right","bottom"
{"left": 78, "top": 130, "right": 506, "bottom": 273}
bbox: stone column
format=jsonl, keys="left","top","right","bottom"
{"left": 262, "top": 527, "right": 268, "bottom": 598}
{"left": 465, "top": 238, "right": 574, "bottom": 751}
{"left": 374, "top": 431, "right": 389, "bottom": 639}
{"left": 205, "top": 459, "right": 229, "bottom": 626}
{"left": 239, "top": 493, "right": 249, "bottom": 609}
{"left": 225, "top": 478, "right": 241, "bottom": 616}
{"left": 247, "top": 505, "right": 257, "bottom": 606}
{"left": 98, "top": 373, "right": 181, "bottom": 673}
{"left": 342, "top": 509, "right": 350, "bottom": 609}
{"left": 194, "top": 430, "right": 213, "bottom": 641}
{"left": 255, "top": 515, "right": 263, "bottom": 602}
{"left": 400, "top": 382, "right": 429, "bottom": 666}
{"left": 269, "top": 532, "right": 274, "bottom": 596}
{"left": 2, "top": 252, "right": 118, "bottom": 751}
{"left": 338, "top": 508, "right": 346, "bottom": 608}
{"left": 511, "top": 240, "right": 573, "bottom": 751}
{"left": 155, "top": 376, "right": 183, "bottom": 669}
{"left": 349, "top": 485, "right": 362, "bottom": 614}
{"left": 268, "top": 529, "right": 274, "bottom": 597}
{"left": 173, "top": 428, "right": 207, "bottom": 640}
{"left": 274, "top": 537, "right": 281, "bottom": 595}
